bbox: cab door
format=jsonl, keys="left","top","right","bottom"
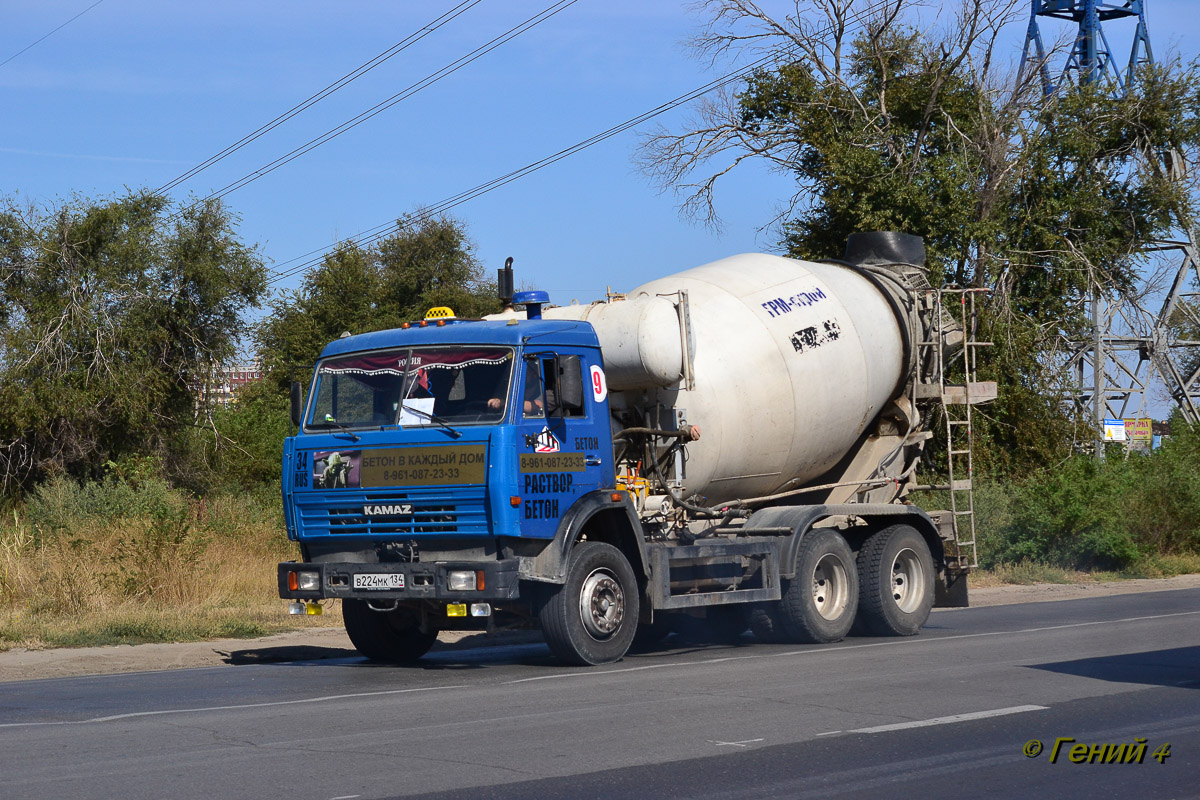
{"left": 514, "top": 351, "right": 609, "bottom": 538}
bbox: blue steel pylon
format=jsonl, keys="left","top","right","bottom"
{"left": 1019, "top": 1, "right": 1154, "bottom": 96}
{"left": 1022, "top": 2, "right": 1200, "bottom": 432}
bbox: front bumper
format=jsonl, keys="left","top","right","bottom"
{"left": 278, "top": 559, "right": 522, "bottom": 602}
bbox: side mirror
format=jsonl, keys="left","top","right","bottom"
{"left": 290, "top": 381, "right": 304, "bottom": 427}
{"left": 556, "top": 355, "right": 584, "bottom": 413}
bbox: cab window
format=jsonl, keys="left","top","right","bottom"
{"left": 523, "top": 355, "right": 585, "bottom": 418}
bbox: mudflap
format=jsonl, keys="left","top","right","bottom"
{"left": 934, "top": 569, "right": 970, "bottom": 608}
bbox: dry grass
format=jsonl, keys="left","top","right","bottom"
{"left": 0, "top": 492, "right": 340, "bottom": 651}
{"left": 969, "top": 553, "right": 1200, "bottom": 588}
{"left": 0, "top": 605, "right": 339, "bottom": 650}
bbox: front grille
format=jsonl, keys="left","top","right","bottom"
{"left": 296, "top": 487, "right": 488, "bottom": 538}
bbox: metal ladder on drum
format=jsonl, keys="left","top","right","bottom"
{"left": 913, "top": 287, "right": 994, "bottom": 574}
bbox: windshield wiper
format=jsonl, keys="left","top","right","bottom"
{"left": 312, "top": 419, "right": 360, "bottom": 442}
{"left": 400, "top": 404, "right": 462, "bottom": 439}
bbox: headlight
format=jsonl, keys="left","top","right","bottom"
{"left": 447, "top": 570, "right": 477, "bottom": 591}
{"left": 298, "top": 571, "right": 320, "bottom": 591}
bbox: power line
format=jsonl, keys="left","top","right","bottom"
{"left": 265, "top": 45, "right": 788, "bottom": 285}
{"left": 264, "top": 0, "right": 896, "bottom": 288}
{"left": 155, "top": 0, "right": 485, "bottom": 195}
{"left": 189, "top": 0, "right": 578, "bottom": 209}
{"left": 0, "top": 0, "right": 105, "bottom": 69}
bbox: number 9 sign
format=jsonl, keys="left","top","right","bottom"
{"left": 589, "top": 365, "right": 608, "bottom": 403}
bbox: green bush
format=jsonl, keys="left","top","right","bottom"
{"left": 965, "top": 415, "right": 1200, "bottom": 571}
{"left": 24, "top": 457, "right": 188, "bottom": 538}
{"left": 23, "top": 475, "right": 90, "bottom": 536}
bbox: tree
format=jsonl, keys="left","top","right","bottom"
{"left": 255, "top": 214, "right": 499, "bottom": 390}
{"left": 200, "top": 377, "right": 292, "bottom": 491}
{"left": 0, "top": 192, "right": 266, "bottom": 495}
{"left": 640, "top": 0, "right": 1200, "bottom": 472}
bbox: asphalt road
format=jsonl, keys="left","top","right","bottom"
{"left": 1, "top": 589, "right": 1197, "bottom": 799}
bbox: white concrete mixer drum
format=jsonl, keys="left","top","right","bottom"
{"left": 590, "top": 253, "right": 913, "bottom": 505}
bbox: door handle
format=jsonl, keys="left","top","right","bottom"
{"left": 584, "top": 456, "right": 602, "bottom": 466}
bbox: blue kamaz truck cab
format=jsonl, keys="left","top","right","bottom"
{"left": 279, "top": 301, "right": 644, "bottom": 665}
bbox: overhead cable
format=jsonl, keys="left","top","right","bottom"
{"left": 192, "top": 0, "right": 578, "bottom": 208}
{"left": 155, "top": 0, "right": 486, "bottom": 194}
{"left": 0, "top": 0, "right": 105, "bottom": 69}
{"left": 266, "top": 42, "right": 787, "bottom": 284}
{"left": 264, "top": 0, "right": 895, "bottom": 286}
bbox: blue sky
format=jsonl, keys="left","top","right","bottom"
{"left": 3, "top": 0, "right": 1197, "bottom": 312}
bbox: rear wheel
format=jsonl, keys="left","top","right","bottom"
{"left": 342, "top": 600, "right": 438, "bottom": 663}
{"left": 538, "top": 542, "right": 639, "bottom": 666}
{"left": 855, "top": 524, "right": 935, "bottom": 636}
{"left": 776, "top": 529, "right": 858, "bottom": 643}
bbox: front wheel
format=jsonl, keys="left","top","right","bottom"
{"left": 538, "top": 542, "right": 640, "bottom": 666}
{"left": 855, "top": 524, "right": 935, "bottom": 636}
{"left": 342, "top": 600, "right": 439, "bottom": 663}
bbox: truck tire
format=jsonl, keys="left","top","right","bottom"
{"left": 748, "top": 604, "right": 783, "bottom": 643}
{"left": 855, "top": 524, "right": 934, "bottom": 636}
{"left": 538, "top": 541, "right": 640, "bottom": 666}
{"left": 342, "top": 600, "right": 438, "bottom": 663}
{"left": 776, "top": 529, "right": 858, "bottom": 643}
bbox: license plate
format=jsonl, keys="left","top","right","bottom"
{"left": 353, "top": 573, "right": 405, "bottom": 590}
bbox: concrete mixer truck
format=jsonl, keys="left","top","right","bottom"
{"left": 277, "top": 232, "right": 993, "bottom": 665}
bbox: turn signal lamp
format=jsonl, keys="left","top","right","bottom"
{"left": 287, "top": 570, "right": 319, "bottom": 591}
{"left": 510, "top": 496, "right": 521, "bottom": 507}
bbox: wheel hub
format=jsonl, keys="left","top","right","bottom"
{"left": 890, "top": 547, "right": 928, "bottom": 613}
{"left": 810, "top": 554, "right": 849, "bottom": 621}
{"left": 579, "top": 568, "right": 624, "bottom": 640}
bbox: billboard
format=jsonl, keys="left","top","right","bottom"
{"left": 1124, "top": 418, "right": 1153, "bottom": 444}
{"left": 1103, "top": 419, "right": 1126, "bottom": 441}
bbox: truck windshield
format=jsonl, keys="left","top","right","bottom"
{"left": 306, "top": 346, "right": 514, "bottom": 430}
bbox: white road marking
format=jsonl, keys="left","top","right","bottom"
{"left": 847, "top": 704, "right": 1049, "bottom": 734}
{"left": 708, "top": 738, "right": 765, "bottom": 748}
{"left": 502, "top": 610, "right": 1200, "bottom": 685}
{"left": 815, "top": 731, "right": 843, "bottom": 737}
{"left": 330, "top": 795, "right": 362, "bottom": 800}
{"left": 0, "top": 684, "right": 468, "bottom": 729}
